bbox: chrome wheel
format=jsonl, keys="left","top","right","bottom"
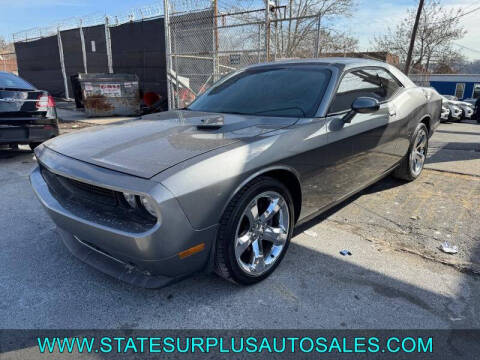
{"left": 409, "top": 128, "right": 427, "bottom": 176}
{"left": 234, "top": 191, "right": 290, "bottom": 276}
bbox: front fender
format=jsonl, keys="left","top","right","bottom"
{"left": 152, "top": 133, "right": 298, "bottom": 230}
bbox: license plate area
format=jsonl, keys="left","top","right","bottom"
{"left": 0, "top": 127, "right": 27, "bottom": 139}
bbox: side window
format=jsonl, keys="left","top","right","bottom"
{"left": 375, "top": 69, "right": 402, "bottom": 99}
{"left": 329, "top": 68, "right": 402, "bottom": 114}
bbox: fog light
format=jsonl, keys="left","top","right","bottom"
{"left": 123, "top": 192, "right": 137, "bottom": 208}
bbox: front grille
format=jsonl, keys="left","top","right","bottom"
{"left": 38, "top": 164, "right": 156, "bottom": 232}
{"left": 40, "top": 164, "right": 117, "bottom": 206}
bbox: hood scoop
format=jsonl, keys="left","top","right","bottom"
{"left": 196, "top": 115, "right": 224, "bottom": 130}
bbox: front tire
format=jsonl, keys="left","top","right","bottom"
{"left": 393, "top": 123, "right": 429, "bottom": 181}
{"left": 214, "top": 177, "right": 294, "bottom": 285}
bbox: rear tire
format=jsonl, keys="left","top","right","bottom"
{"left": 214, "top": 177, "right": 294, "bottom": 285}
{"left": 393, "top": 123, "right": 429, "bottom": 181}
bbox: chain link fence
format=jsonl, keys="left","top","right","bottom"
{"left": 0, "top": 52, "right": 17, "bottom": 73}
{"left": 12, "top": 4, "right": 163, "bottom": 43}
{"left": 164, "top": 0, "right": 365, "bottom": 109}
{"left": 12, "top": 4, "right": 166, "bottom": 99}
{"left": 11, "top": 0, "right": 371, "bottom": 108}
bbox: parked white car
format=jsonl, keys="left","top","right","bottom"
{"left": 443, "top": 100, "right": 462, "bottom": 122}
{"left": 443, "top": 95, "right": 475, "bottom": 120}
{"left": 440, "top": 104, "right": 450, "bottom": 122}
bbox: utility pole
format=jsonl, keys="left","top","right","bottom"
{"left": 314, "top": 14, "right": 321, "bottom": 58}
{"left": 265, "top": 0, "right": 271, "bottom": 62}
{"left": 163, "top": 0, "right": 173, "bottom": 109}
{"left": 404, "top": 0, "right": 424, "bottom": 75}
{"left": 213, "top": 0, "right": 218, "bottom": 81}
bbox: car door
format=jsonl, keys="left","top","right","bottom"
{"left": 293, "top": 69, "right": 391, "bottom": 219}
{"left": 348, "top": 68, "right": 408, "bottom": 178}
{"left": 317, "top": 68, "right": 391, "bottom": 199}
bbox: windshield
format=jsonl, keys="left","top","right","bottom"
{"left": 0, "top": 72, "right": 35, "bottom": 91}
{"left": 187, "top": 66, "right": 332, "bottom": 117}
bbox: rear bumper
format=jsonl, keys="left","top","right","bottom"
{"left": 0, "top": 123, "right": 58, "bottom": 144}
{"left": 30, "top": 149, "right": 217, "bottom": 288}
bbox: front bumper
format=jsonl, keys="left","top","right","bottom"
{"left": 30, "top": 146, "right": 217, "bottom": 288}
{"left": 464, "top": 109, "right": 474, "bottom": 119}
{"left": 0, "top": 123, "right": 58, "bottom": 144}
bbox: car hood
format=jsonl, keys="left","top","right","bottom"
{"left": 448, "top": 100, "right": 471, "bottom": 107}
{"left": 44, "top": 110, "right": 297, "bottom": 178}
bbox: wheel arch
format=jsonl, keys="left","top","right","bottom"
{"left": 419, "top": 114, "right": 432, "bottom": 135}
{"left": 223, "top": 166, "right": 303, "bottom": 225}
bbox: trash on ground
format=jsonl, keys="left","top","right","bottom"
{"left": 410, "top": 215, "right": 420, "bottom": 220}
{"left": 440, "top": 241, "right": 458, "bottom": 254}
{"left": 340, "top": 250, "right": 352, "bottom": 256}
{"left": 304, "top": 230, "right": 317, "bottom": 237}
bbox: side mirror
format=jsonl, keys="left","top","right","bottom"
{"left": 343, "top": 97, "right": 380, "bottom": 123}
{"left": 352, "top": 97, "right": 380, "bottom": 113}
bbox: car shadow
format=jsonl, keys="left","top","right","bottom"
{"left": 2, "top": 236, "right": 479, "bottom": 356}
{"left": 435, "top": 130, "right": 480, "bottom": 137}
{"left": 426, "top": 142, "right": 480, "bottom": 166}
{"left": 294, "top": 175, "right": 405, "bottom": 236}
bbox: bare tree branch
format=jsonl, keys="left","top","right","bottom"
{"left": 372, "top": 0, "right": 466, "bottom": 73}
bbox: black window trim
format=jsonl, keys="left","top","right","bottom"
{"left": 326, "top": 65, "right": 405, "bottom": 116}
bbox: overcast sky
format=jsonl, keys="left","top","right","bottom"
{"left": 1, "top": 0, "right": 479, "bottom": 60}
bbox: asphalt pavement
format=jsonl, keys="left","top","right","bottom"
{"left": 426, "top": 120, "right": 480, "bottom": 176}
{"left": 0, "top": 120, "right": 479, "bottom": 330}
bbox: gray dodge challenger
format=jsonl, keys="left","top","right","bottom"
{"left": 31, "top": 58, "right": 441, "bottom": 288}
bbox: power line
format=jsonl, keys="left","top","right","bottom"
{"left": 427, "top": 4, "right": 480, "bottom": 28}
{"left": 453, "top": 43, "right": 480, "bottom": 54}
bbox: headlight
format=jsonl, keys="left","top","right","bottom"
{"left": 123, "top": 192, "right": 137, "bottom": 208}
{"left": 139, "top": 195, "right": 157, "bottom": 217}
{"left": 122, "top": 192, "right": 158, "bottom": 219}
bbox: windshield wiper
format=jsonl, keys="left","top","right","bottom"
{"left": 251, "top": 106, "right": 306, "bottom": 117}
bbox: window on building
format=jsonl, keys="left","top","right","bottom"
{"left": 455, "top": 83, "right": 465, "bottom": 99}
{"left": 472, "top": 83, "right": 480, "bottom": 99}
